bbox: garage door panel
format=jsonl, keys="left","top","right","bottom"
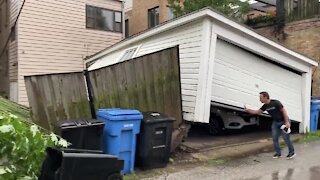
{"left": 212, "top": 40, "right": 302, "bottom": 122}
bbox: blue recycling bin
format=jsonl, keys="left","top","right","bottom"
{"left": 97, "top": 109, "right": 143, "bottom": 174}
{"left": 310, "top": 99, "right": 320, "bottom": 132}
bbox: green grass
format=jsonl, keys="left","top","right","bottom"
{"left": 0, "top": 96, "right": 30, "bottom": 120}
{"left": 207, "top": 159, "right": 226, "bottom": 166}
{"left": 300, "top": 131, "right": 320, "bottom": 143}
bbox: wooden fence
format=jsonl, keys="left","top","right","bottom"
{"left": 88, "top": 47, "right": 182, "bottom": 128}
{"left": 25, "top": 47, "right": 182, "bottom": 130}
{"left": 25, "top": 72, "right": 91, "bottom": 130}
{"left": 285, "top": 0, "right": 320, "bottom": 21}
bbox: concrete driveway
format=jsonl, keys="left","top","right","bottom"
{"left": 143, "top": 140, "right": 320, "bottom": 180}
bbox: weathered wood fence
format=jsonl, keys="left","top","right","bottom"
{"left": 89, "top": 47, "right": 182, "bottom": 128}
{"left": 25, "top": 47, "right": 182, "bottom": 130}
{"left": 25, "top": 72, "right": 91, "bottom": 130}
{"left": 285, "top": 0, "right": 320, "bottom": 21}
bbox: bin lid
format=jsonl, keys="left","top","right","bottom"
{"left": 311, "top": 99, "right": 320, "bottom": 105}
{"left": 57, "top": 119, "right": 104, "bottom": 128}
{"left": 142, "top": 112, "right": 175, "bottom": 124}
{"left": 97, "top": 109, "right": 143, "bottom": 121}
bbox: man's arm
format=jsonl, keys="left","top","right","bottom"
{"left": 244, "top": 108, "right": 263, "bottom": 115}
{"left": 280, "top": 107, "right": 290, "bottom": 128}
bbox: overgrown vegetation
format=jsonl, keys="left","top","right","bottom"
{"left": 0, "top": 113, "right": 68, "bottom": 180}
{"left": 168, "top": 0, "right": 251, "bottom": 22}
{"left": 245, "top": 14, "right": 276, "bottom": 27}
{"left": 301, "top": 130, "right": 320, "bottom": 143}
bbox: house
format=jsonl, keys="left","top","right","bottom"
{"left": 124, "top": 0, "right": 276, "bottom": 37}
{"left": 0, "top": 0, "right": 124, "bottom": 106}
{"left": 85, "top": 8, "right": 317, "bottom": 133}
{"left": 124, "top": 0, "right": 175, "bottom": 36}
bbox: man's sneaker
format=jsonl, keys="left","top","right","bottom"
{"left": 273, "top": 153, "right": 282, "bottom": 159}
{"left": 286, "top": 153, "right": 296, "bottom": 160}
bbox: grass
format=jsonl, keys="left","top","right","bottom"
{"left": 207, "top": 159, "right": 226, "bottom": 166}
{"left": 300, "top": 130, "right": 320, "bottom": 143}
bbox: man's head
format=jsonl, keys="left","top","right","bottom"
{"left": 259, "top": 91, "right": 270, "bottom": 103}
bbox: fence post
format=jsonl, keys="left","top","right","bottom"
{"left": 84, "top": 70, "right": 96, "bottom": 119}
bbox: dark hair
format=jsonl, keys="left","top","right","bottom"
{"left": 259, "top": 91, "right": 270, "bottom": 99}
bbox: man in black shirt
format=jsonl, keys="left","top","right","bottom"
{"left": 244, "top": 91, "right": 296, "bottom": 159}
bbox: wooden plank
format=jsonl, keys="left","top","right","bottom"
{"left": 144, "top": 54, "right": 157, "bottom": 111}
{"left": 170, "top": 47, "right": 183, "bottom": 128}
{"left": 134, "top": 56, "right": 149, "bottom": 111}
{"left": 109, "top": 65, "right": 121, "bottom": 108}
{"left": 114, "top": 63, "right": 129, "bottom": 108}
{"left": 151, "top": 52, "right": 164, "bottom": 113}
{"left": 124, "top": 60, "right": 138, "bottom": 109}
{"left": 161, "top": 48, "right": 177, "bottom": 118}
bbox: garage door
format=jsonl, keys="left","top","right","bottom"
{"left": 212, "top": 40, "right": 303, "bottom": 122}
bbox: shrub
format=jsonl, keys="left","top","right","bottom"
{"left": 0, "top": 113, "right": 68, "bottom": 180}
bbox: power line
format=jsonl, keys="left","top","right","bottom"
{"left": 0, "top": 0, "right": 26, "bottom": 58}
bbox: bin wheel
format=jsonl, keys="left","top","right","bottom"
{"left": 107, "top": 173, "right": 123, "bottom": 180}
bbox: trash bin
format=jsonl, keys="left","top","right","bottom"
{"left": 136, "top": 112, "right": 175, "bottom": 170}
{"left": 39, "top": 147, "right": 124, "bottom": 180}
{"left": 310, "top": 99, "right": 320, "bottom": 132}
{"left": 97, "top": 109, "right": 143, "bottom": 174}
{"left": 55, "top": 119, "right": 104, "bottom": 150}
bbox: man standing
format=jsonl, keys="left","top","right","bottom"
{"left": 244, "top": 91, "right": 296, "bottom": 159}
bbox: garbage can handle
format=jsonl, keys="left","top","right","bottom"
{"left": 151, "top": 113, "right": 160, "bottom": 117}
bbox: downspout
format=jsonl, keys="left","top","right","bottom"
{"left": 121, "top": 0, "right": 125, "bottom": 39}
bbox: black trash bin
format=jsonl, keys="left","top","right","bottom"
{"left": 136, "top": 112, "right": 175, "bottom": 170}
{"left": 39, "top": 147, "right": 124, "bottom": 180}
{"left": 55, "top": 119, "right": 104, "bottom": 150}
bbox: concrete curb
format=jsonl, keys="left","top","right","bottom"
{"left": 174, "top": 134, "right": 303, "bottom": 164}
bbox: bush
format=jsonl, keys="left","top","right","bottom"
{"left": 0, "top": 113, "right": 68, "bottom": 180}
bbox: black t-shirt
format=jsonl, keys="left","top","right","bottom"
{"left": 260, "top": 99, "right": 284, "bottom": 122}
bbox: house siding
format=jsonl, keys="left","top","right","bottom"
{"left": 16, "top": 0, "right": 123, "bottom": 106}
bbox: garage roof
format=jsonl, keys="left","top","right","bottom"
{"left": 85, "top": 7, "right": 318, "bottom": 67}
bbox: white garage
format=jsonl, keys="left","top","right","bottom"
{"left": 86, "top": 8, "right": 317, "bottom": 133}
{"left": 213, "top": 39, "right": 303, "bottom": 122}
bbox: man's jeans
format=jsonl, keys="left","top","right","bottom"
{"left": 272, "top": 120, "right": 295, "bottom": 155}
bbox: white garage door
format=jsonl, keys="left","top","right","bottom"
{"left": 212, "top": 40, "right": 303, "bottom": 122}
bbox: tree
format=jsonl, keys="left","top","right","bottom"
{"left": 168, "top": 0, "right": 251, "bottom": 22}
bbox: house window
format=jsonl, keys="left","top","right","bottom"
{"left": 119, "top": 47, "right": 138, "bottom": 62}
{"left": 167, "top": 6, "right": 175, "bottom": 21}
{"left": 86, "top": 5, "right": 122, "bottom": 33}
{"left": 125, "top": 19, "right": 129, "bottom": 38}
{"left": 148, "top": 6, "right": 159, "bottom": 28}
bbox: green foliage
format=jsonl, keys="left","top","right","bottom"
{"left": 245, "top": 14, "right": 275, "bottom": 27}
{"left": 168, "top": 0, "right": 250, "bottom": 21}
{"left": 301, "top": 131, "right": 320, "bottom": 143}
{"left": 0, "top": 113, "right": 68, "bottom": 180}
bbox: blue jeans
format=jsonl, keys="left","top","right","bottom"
{"left": 271, "top": 120, "right": 295, "bottom": 155}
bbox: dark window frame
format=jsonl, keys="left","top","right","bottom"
{"left": 86, "top": 5, "right": 122, "bottom": 33}
{"left": 148, "top": 6, "right": 160, "bottom": 28}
